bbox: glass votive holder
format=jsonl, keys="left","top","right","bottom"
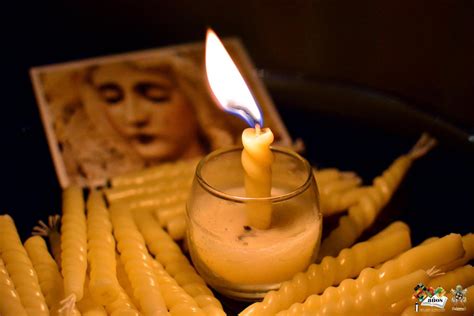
{"left": 186, "top": 146, "right": 322, "bottom": 300}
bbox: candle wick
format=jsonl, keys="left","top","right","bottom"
{"left": 255, "top": 124, "right": 261, "bottom": 135}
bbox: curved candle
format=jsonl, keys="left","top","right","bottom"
{"left": 319, "top": 269, "right": 430, "bottom": 316}
{"left": 278, "top": 234, "right": 464, "bottom": 315}
{"left": 317, "top": 135, "right": 435, "bottom": 260}
{"left": 241, "top": 126, "right": 274, "bottom": 229}
{"left": 241, "top": 223, "right": 411, "bottom": 316}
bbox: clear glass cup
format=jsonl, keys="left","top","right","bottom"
{"left": 186, "top": 146, "right": 322, "bottom": 301}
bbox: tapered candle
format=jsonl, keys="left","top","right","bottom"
{"left": 241, "top": 125, "right": 274, "bottom": 229}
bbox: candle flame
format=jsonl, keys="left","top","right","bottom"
{"left": 205, "top": 28, "right": 263, "bottom": 127}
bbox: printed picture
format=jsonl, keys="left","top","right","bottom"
{"left": 31, "top": 39, "right": 292, "bottom": 188}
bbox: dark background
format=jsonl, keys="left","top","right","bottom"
{"left": 6, "top": 1, "right": 474, "bottom": 124}
{"left": 1, "top": 2, "right": 473, "bottom": 312}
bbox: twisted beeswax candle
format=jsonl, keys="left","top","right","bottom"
{"left": 110, "top": 157, "right": 200, "bottom": 187}
{"left": 278, "top": 234, "right": 464, "bottom": 315}
{"left": 110, "top": 206, "right": 168, "bottom": 316}
{"left": 241, "top": 125, "right": 274, "bottom": 229}
{"left": 241, "top": 223, "right": 411, "bottom": 316}
{"left": 86, "top": 190, "right": 120, "bottom": 305}
{"left": 0, "top": 257, "right": 27, "bottom": 316}
{"left": 61, "top": 186, "right": 87, "bottom": 302}
{"left": 134, "top": 210, "right": 224, "bottom": 315}
{"left": 0, "top": 215, "right": 48, "bottom": 316}
{"left": 24, "top": 236, "right": 80, "bottom": 316}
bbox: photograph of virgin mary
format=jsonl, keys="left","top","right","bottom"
{"left": 31, "top": 40, "right": 291, "bottom": 187}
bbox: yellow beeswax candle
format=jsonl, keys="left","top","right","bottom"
{"left": 440, "top": 233, "right": 474, "bottom": 272}
{"left": 110, "top": 205, "right": 168, "bottom": 316}
{"left": 241, "top": 125, "right": 274, "bottom": 229}
{"left": 278, "top": 234, "right": 464, "bottom": 316}
{"left": 241, "top": 223, "right": 411, "bottom": 316}
{"left": 0, "top": 215, "right": 49, "bottom": 316}
{"left": 134, "top": 210, "right": 224, "bottom": 315}
{"left": 61, "top": 186, "right": 87, "bottom": 302}
{"left": 24, "top": 236, "right": 80, "bottom": 316}
{"left": 0, "top": 258, "right": 27, "bottom": 316}
{"left": 86, "top": 190, "right": 120, "bottom": 305}
{"left": 320, "top": 269, "right": 430, "bottom": 316}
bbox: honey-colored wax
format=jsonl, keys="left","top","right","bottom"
{"left": 188, "top": 187, "right": 321, "bottom": 286}
{"left": 241, "top": 126, "right": 274, "bottom": 229}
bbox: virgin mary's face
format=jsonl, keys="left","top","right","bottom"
{"left": 85, "top": 63, "right": 201, "bottom": 161}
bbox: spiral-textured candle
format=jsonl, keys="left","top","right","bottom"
{"left": 318, "top": 175, "right": 362, "bottom": 216}
{"left": 105, "top": 289, "right": 139, "bottom": 316}
{"left": 24, "top": 236, "right": 80, "bottom": 316}
{"left": 241, "top": 223, "right": 411, "bottom": 316}
{"left": 115, "top": 253, "right": 140, "bottom": 309}
{"left": 318, "top": 135, "right": 436, "bottom": 259}
{"left": 0, "top": 215, "right": 48, "bottom": 316}
{"left": 320, "top": 187, "right": 368, "bottom": 216}
{"left": 241, "top": 126, "right": 274, "bottom": 229}
{"left": 134, "top": 210, "right": 225, "bottom": 316}
{"left": 430, "top": 264, "right": 474, "bottom": 291}
{"left": 105, "top": 176, "right": 193, "bottom": 204}
{"left": 103, "top": 256, "right": 140, "bottom": 316}
{"left": 166, "top": 215, "right": 187, "bottom": 240}
{"left": 86, "top": 189, "right": 120, "bottom": 305}
{"left": 156, "top": 203, "right": 186, "bottom": 227}
{"left": 148, "top": 257, "right": 206, "bottom": 316}
{"left": 110, "top": 157, "right": 200, "bottom": 187}
{"left": 319, "top": 269, "right": 429, "bottom": 316}
{"left": 0, "top": 257, "right": 27, "bottom": 316}
{"left": 440, "top": 233, "right": 474, "bottom": 272}
{"left": 110, "top": 205, "right": 168, "bottom": 316}
{"left": 318, "top": 156, "right": 411, "bottom": 259}
{"left": 113, "top": 190, "right": 189, "bottom": 213}
{"left": 75, "top": 275, "right": 107, "bottom": 315}
{"left": 278, "top": 234, "right": 464, "bottom": 315}
{"left": 61, "top": 186, "right": 87, "bottom": 302}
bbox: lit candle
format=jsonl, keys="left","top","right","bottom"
{"left": 205, "top": 29, "right": 274, "bottom": 229}
{"left": 192, "top": 29, "right": 321, "bottom": 293}
{"left": 241, "top": 125, "right": 274, "bottom": 229}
